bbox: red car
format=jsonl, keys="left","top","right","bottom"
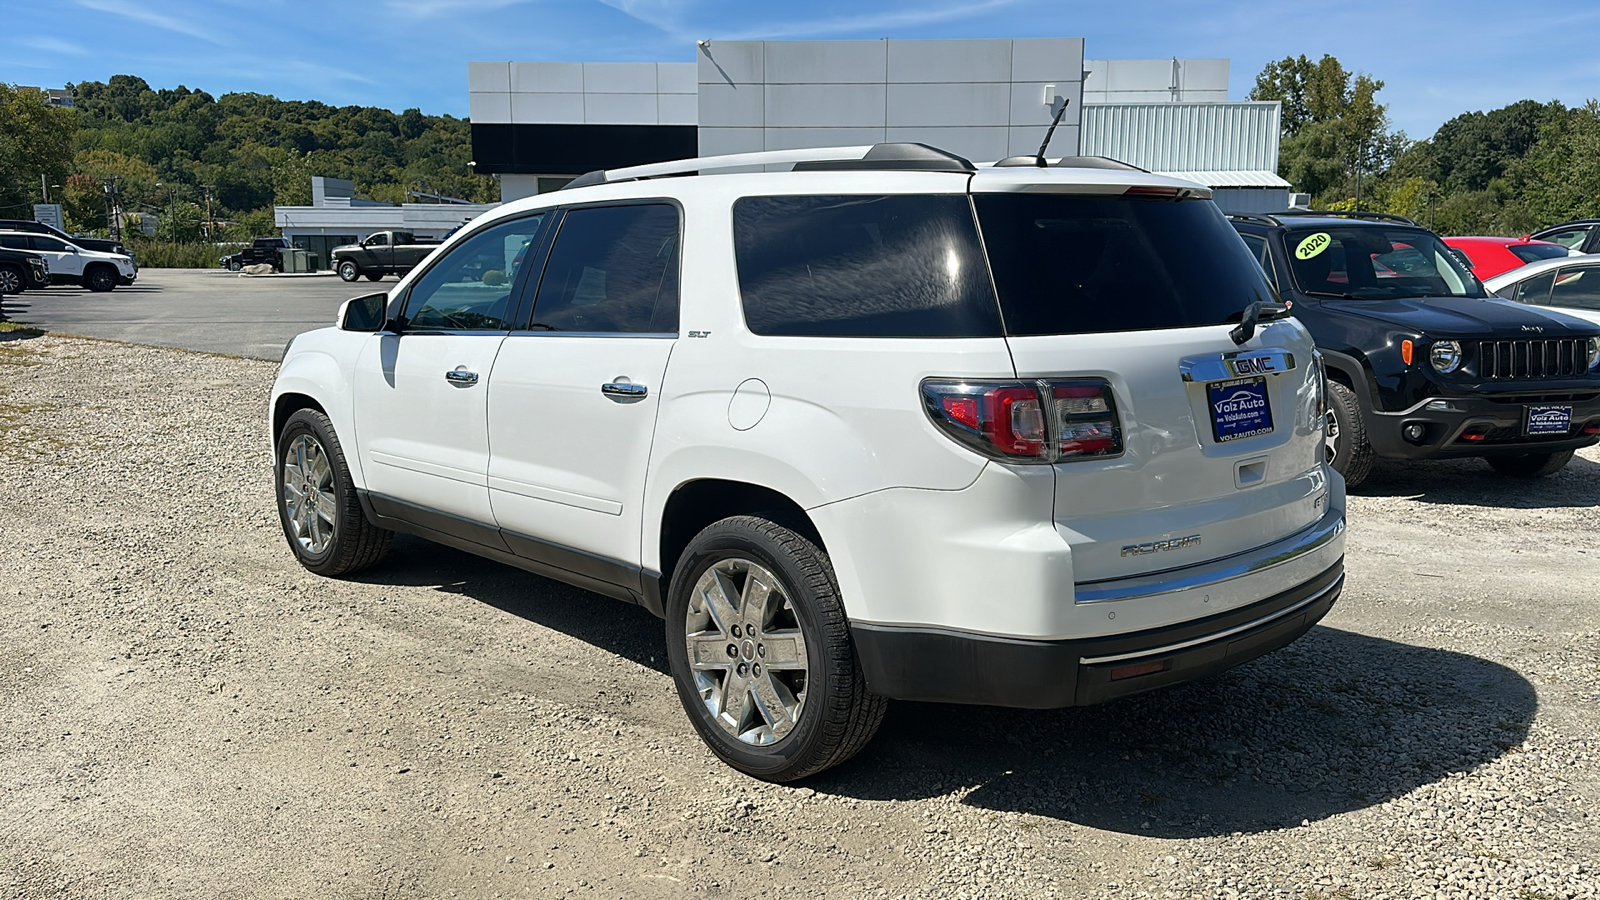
{"left": 1442, "top": 236, "right": 1571, "bottom": 280}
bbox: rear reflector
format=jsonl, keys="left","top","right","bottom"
{"left": 923, "top": 378, "right": 1123, "bottom": 463}
{"left": 1110, "top": 659, "right": 1170, "bottom": 681}
{"left": 1584, "top": 422, "right": 1600, "bottom": 435}
{"left": 1459, "top": 429, "right": 1487, "bottom": 442}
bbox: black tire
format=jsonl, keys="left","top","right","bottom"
{"left": 337, "top": 260, "right": 360, "bottom": 282}
{"left": 0, "top": 265, "right": 24, "bottom": 295}
{"left": 664, "top": 516, "right": 885, "bottom": 782}
{"left": 227, "top": 259, "right": 242, "bottom": 272}
{"left": 1486, "top": 450, "right": 1574, "bottom": 478}
{"left": 1326, "top": 381, "right": 1374, "bottom": 488}
{"left": 275, "top": 409, "right": 391, "bottom": 576}
{"left": 364, "top": 271, "right": 384, "bottom": 282}
{"left": 83, "top": 265, "right": 117, "bottom": 293}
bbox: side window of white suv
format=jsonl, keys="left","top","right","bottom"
{"left": 401, "top": 214, "right": 546, "bottom": 332}
{"left": 528, "top": 204, "right": 681, "bottom": 334}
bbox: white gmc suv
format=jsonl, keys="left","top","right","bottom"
{"left": 270, "top": 143, "right": 1346, "bottom": 781}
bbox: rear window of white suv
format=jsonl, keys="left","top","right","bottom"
{"left": 733, "top": 195, "right": 1003, "bottom": 338}
{"left": 974, "top": 194, "right": 1277, "bottom": 336}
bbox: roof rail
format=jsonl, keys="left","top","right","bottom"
{"left": 990, "top": 155, "right": 1148, "bottom": 172}
{"left": 561, "top": 142, "right": 974, "bottom": 190}
{"left": 1273, "top": 209, "right": 1418, "bottom": 226}
{"left": 1227, "top": 212, "right": 1281, "bottom": 227}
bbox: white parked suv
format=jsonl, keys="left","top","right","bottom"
{"left": 270, "top": 143, "right": 1346, "bottom": 781}
{"left": 0, "top": 231, "right": 136, "bottom": 291}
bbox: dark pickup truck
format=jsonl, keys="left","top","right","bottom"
{"left": 224, "top": 237, "right": 293, "bottom": 272}
{"left": 331, "top": 231, "right": 440, "bottom": 282}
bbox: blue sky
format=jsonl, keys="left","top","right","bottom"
{"left": 5, "top": 0, "right": 1598, "bottom": 139}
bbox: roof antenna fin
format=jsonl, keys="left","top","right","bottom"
{"left": 1036, "top": 97, "right": 1070, "bottom": 168}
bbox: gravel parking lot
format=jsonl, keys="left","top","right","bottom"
{"left": 1, "top": 333, "right": 1596, "bottom": 899}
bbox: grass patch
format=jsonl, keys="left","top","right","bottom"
{"left": 0, "top": 321, "right": 44, "bottom": 336}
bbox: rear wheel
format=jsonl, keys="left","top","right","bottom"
{"left": 1325, "top": 381, "right": 1374, "bottom": 488}
{"left": 84, "top": 265, "right": 117, "bottom": 293}
{"left": 338, "top": 260, "right": 360, "bottom": 282}
{"left": 664, "top": 516, "right": 885, "bottom": 782}
{"left": 275, "top": 409, "right": 391, "bottom": 576}
{"left": 1486, "top": 450, "right": 1574, "bottom": 478}
{"left": 227, "top": 258, "right": 242, "bottom": 272}
{"left": 0, "top": 265, "right": 24, "bottom": 295}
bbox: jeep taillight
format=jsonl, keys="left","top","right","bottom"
{"left": 923, "top": 379, "right": 1122, "bottom": 463}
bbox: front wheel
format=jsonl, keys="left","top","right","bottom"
{"left": 1486, "top": 450, "right": 1574, "bottom": 478}
{"left": 337, "top": 261, "right": 360, "bottom": 282}
{"left": 1325, "top": 381, "right": 1374, "bottom": 488}
{"left": 275, "top": 409, "right": 391, "bottom": 576}
{"left": 84, "top": 266, "right": 117, "bottom": 293}
{"left": 665, "top": 516, "right": 885, "bottom": 782}
{"left": 0, "top": 265, "right": 24, "bottom": 295}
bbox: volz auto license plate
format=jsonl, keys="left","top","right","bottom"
{"left": 1525, "top": 405, "right": 1572, "bottom": 436}
{"left": 1208, "top": 376, "right": 1274, "bottom": 443}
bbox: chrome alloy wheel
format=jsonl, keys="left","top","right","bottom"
{"left": 281, "top": 434, "right": 337, "bottom": 555}
{"left": 685, "top": 558, "right": 809, "bottom": 746}
{"left": 1323, "top": 409, "right": 1339, "bottom": 465}
{"left": 0, "top": 268, "right": 21, "bottom": 294}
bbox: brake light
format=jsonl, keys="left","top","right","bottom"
{"left": 1123, "top": 186, "right": 1181, "bottom": 199}
{"left": 923, "top": 379, "right": 1123, "bottom": 463}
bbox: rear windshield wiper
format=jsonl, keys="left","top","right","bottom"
{"left": 1228, "top": 299, "right": 1291, "bottom": 345}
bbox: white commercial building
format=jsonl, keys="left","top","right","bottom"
{"left": 467, "top": 38, "right": 1288, "bottom": 211}
{"left": 273, "top": 177, "right": 499, "bottom": 268}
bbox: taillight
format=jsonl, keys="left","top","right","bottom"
{"left": 923, "top": 379, "right": 1123, "bottom": 463}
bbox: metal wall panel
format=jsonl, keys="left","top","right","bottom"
{"left": 887, "top": 83, "right": 1011, "bottom": 127}
{"left": 888, "top": 39, "right": 1011, "bottom": 83}
{"left": 512, "top": 62, "right": 583, "bottom": 93}
{"left": 766, "top": 41, "right": 886, "bottom": 84}
{"left": 1080, "top": 102, "right": 1281, "bottom": 173}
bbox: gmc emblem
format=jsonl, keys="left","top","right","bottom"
{"left": 1228, "top": 357, "right": 1277, "bottom": 376}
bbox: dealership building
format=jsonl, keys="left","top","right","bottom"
{"left": 276, "top": 37, "right": 1289, "bottom": 265}
{"left": 468, "top": 38, "right": 1290, "bottom": 212}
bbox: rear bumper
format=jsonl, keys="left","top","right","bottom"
{"left": 853, "top": 560, "right": 1343, "bottom": 708}
{"left": 1368, "top": 393, "right": 1600, "bottom": 459}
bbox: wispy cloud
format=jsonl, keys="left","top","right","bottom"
{"left": 24, "top": 36, "right": 92, "bottom": 56}
{"left": 74, "top": 0, "right": 228, "bottom": 45}
{"left": 381, "top": 0, "right": 530, "bottom": 18}
{"left": 599, "top": 0, "right": 1018, "bottom": 42}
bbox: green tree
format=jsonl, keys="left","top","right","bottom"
{"left": 1250, "top": 54, "right": 1404, "bottom": 202}
{"left": 0, "top": 83, "right": 77, "bottom": 216}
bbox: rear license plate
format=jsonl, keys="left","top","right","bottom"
{"left": 1525, "top": 405, "right": 1572, "bottom": 436}
{"left": 1208, "top": 376, "right": 1274, "bottom": 443}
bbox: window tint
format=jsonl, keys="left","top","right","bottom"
{"left": 734, "top": 195, "right": 1000, "bottom": 338}
{"left": 401, "top": 214, "right": 545, "bottom": 331}
{"left": 1505, "top": 270, "right": 1555, "bottom": 304}
{"left": 976, "top": 195, "right": 1273, "bottom": 335}
{"left": 1539, "top": 228, "right": 1591, "bottom": 251}
{"left": 1509, "top": 243, "right": 1571, "bottom": 265}
{"left": 1285, "top": 227, "right": 1480, "bottom": 299}
{"left": 367, "top": 233, "right": 388, "bottom": 247}
{"left": 32, "top": 236, "right": 68, "bottom": 252}
{"left": 530, "top": 204, "right": 680, "bottom": 334}
{"left": 1549, "top": 266, "right": 1600, "bottom": 311}
{"left": 0, "top": 235, "right": 26, "bottom": 250}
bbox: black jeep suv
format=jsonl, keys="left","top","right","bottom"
{"left": 1232, "top": 210, "right": 1600, "bottom": 487}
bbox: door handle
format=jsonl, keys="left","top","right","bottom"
{"left": 601, "top": 380, "right": 648, "bottom": 399}
{"left": 445, "top": 368, "right": 479, "bottom": 386}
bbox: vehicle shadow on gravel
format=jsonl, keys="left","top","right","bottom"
{"left": 1354, "top": 454, "right": 1600, "bottom": 507}
{"left": 355, "top": 534, "right": 671, "bottom": 676}
{"left": 812, "top": 626, "right": 1537, "bottom": 837}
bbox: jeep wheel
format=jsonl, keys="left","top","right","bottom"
{"left": 84, "top": 265, "right": 118, "bottom": 293}
{"left": 1486, "top": 450, "right": 1574, "bottom": 478}
{"left": 275, "top": 409, "right": 391, "bottom": 576}
{"left": 1326, "top": 381, "right": 1374, "bottom": 488}
{"left": 0, "top": 266, "right": 23, "bottom": 295}
{"left": 365, "top": 272, "right": 384, "bottom": 282}
{"left": 338, "top": 261, "right": 360, "bottom": 282}
{"left": 665, "top": 516, "right": 885, "bottom": 782}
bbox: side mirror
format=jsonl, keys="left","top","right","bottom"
{"left": 339, "top": 292, "right": 389, "bottom": 332}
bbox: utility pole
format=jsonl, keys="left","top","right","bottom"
{"left": 41, "top": 174, "right": 49, "bottom": 204}
{"left": 203, "top": 185, "right": 214, "bottom": 243}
